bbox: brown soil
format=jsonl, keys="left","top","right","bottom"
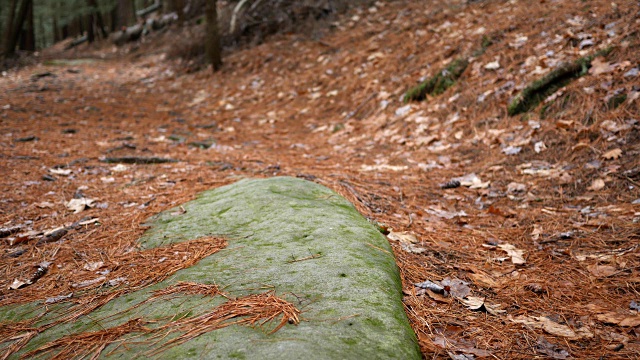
{"left": 1, "top": 0, "right": 639, "bottom": 358}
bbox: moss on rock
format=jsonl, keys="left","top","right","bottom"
{"left": 3, "top": 177, "right": 420, "bottom": 359}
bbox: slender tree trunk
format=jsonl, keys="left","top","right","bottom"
{"left": 4, "top": 0, "right": 32, "bottom": 57}
{"left": 53, "top": 16, "right": 61, "bottom": 43}
{"left": 109, "top": 7, "right": 117, "bottom": 32}
{"left": 76, "top": 17, "right": 85, "bottom": 37}
{"left": 95, "top": 12, "right": 108, "bottom": 38}
{"left": 87, "top": 0, "right": 107, "bottom": 40}
{"left": 2, "top": 0, "right": 18, "bottom": 55}
{"left": 205, "top": 0, "right": 222, "bottom": 72}
{"left": 21, "top": 0, "right": 35, "bottom": 51}
{"left": 86, "top": 13, "right": 95, "bottom": 43}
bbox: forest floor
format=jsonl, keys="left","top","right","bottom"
{"left": 1, "top": 0, "right": 640, "bottom": 358}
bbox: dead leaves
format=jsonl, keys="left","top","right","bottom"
{"left": 602, "top": 148, "right": 622, "bottom": 160}
{"left": 9, "top": 262, "right": 50, "bottom": 290}
{"left": 483, "top": 242, "right": 526, "bottom": 265}
{"left": 452, "top": 173, "right": 490, "bottom": 189}
{"left": 587, "top": 178, "right": 606, "bottom": 191}
{"left": 387, "top": 230, "right": 428, "bottom": 254}
{"left": 412, "top": 277, "right": 505, "bottom": 316}
{"left": 587, "top": 304, "right": 640, "bottom": 327}
{"left": 509, "top": 315, "right": 593, "bottom": 340}
{"left": 497, "top": 244, "right": 526, "bottom": 265}
{"left": 432, "top": 335, "right": 492, "bottom": 359}
{"left": 66, "top": 198, "right": 96, "bottom": 214}
{"left": 586, "top": 264, "right": 617, "bottom": 277}
{"left": 536, "top": 336, "right": 570, "bottom": 359}
{"left": 460, "top": 296, "right": 505, "bottom": 315}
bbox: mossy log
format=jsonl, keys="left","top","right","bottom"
{"left": 507, "top": 47, "right": 613, "bottom": 116}
{"left": 404, "top": 58, "right": 469, "bottom": 102}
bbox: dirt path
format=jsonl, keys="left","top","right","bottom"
{"left": 2, "top": 0, "right": 640, "bottom": 358}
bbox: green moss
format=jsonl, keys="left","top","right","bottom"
{"left": 3, "top": 177, "right": 420, "bottom": 360}
{"left": 229, "top": 351, "right": 247, "bottom": 359}
{"left": 404, "top": 58, "right": 469, "bottom": 102}
{"left": 508, "top": 47, "right": 614, "bottom": 116}
{"left": 608, "top": 93, "right": 627, "bottom": 109}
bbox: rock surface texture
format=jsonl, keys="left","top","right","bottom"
{"left": 2, "top": 177, "right": 420, "bottom": 359}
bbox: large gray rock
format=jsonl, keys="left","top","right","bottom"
{"left": 1, "top": 177, "right": 420, "bottom": 359}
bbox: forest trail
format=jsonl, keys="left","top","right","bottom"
{"left": 1, "top": 0, "right": 639, "bottom": 358}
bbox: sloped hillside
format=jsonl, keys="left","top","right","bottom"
{"left": 1, "top": 0, "right": 639, "bottom": 358}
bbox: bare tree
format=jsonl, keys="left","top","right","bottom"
{"left": 205, "top": 0, "right": 222, "bottom": 72}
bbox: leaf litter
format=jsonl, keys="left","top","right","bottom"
{"left": 1, "top": 0, "right": 640, "bottom": 358}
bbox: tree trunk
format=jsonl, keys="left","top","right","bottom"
{"left": 53, "top": 16, "right": 61, "bottom": 42}
{"left": 86, "top": 13, "right": 95, "bottom": 43}
{"left": 87, "top": 0, "right": 108, "bottom": 39}
{"left": 109, "top": 7, "right": 117, "bottom": 32}
{"left": 117, "top": 0, "right": 137, "bottom": 29}
{"left": 2, "top": 0, "right": 18, "bottom": 56}
{"left": 4, "top": 0, "right": 31, "bottom": 57}
{"left": 20, "top": 0, "right": 35, "bottom": 51}
{"left": 205, "top": 0, "right": 222, "bottom": 72}
{"left": 175, "top": 0, "right": 185, "bottom": 24}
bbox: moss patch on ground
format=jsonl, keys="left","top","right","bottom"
{"left": 507, "top": 47, "right": 613, "bottom": 116}
{"left": 404, "top": 57, "right": 469, "bottom": 102}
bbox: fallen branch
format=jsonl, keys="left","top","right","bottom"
{"left": 101, "top": 156, "right": 178, "bottom": 164}
{"left": 230, "top": 0, "right": 250, "bottom": 34}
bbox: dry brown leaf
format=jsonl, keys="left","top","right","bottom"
{"left": 509, "top": 315, "right": 593, "bottom": 339}
{"left": 468, "top": 272, "right": 499, "bottom": 288}
{"left": 35, "top": 201, "right": 55, "bottom": 209}
{"left": 536, "top": 336, "right": 570, "bottom": 359}
{"left": 461, "top": 296, "right": 505, "bottom": 315}
{"left": 571, "top": 142, "right": 590, "bottom": 151}
{"left": 400, "top": 242, "right": 428, "bottom": 254}
{"left": 556, "top": 120, "right": 575, "bottom": 129}
{"left": 497, "top": 243, "right": 526, "bottom": 265}
{"left": 441, "top": 277, "right": 471, "bottom": 299}
{"left": 595, "top": 312, "right": 640, "bottom": 327}
{"left": 433, "top": 335, "right": 493, "bottom": 358}
{"left": 83, "top": 261, "right": 105, "bottom": 271}
{"left": 602, "top": 148, "right": 622, "bottom": 160}
{"left": 588, "top": 304, "right": 640, "bottom": 327}
{"left": 531, "top": 224, "right": 544, "bottom": 241}
{"left": 66, "top": 198, "right": 96, "bottom": 214}
{"left": 588, "top": 58, "right": 615, "bottom": 75}
{"left": 426, "top": 289, "right": 452, "bottom": 304}
{"left": 387, "top": 230, "right": 419, "bottom": 244}
{"left": 587, "top": 179, "right": 605, "bottom": 191}
{"left": 587, "top": 264, "right": 617, "bottom": 277}
{"left": 8, "top": 279, "right": 28, "bottom": 290}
